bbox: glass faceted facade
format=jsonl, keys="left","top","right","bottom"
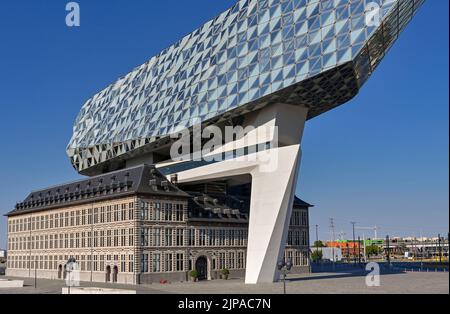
{"left": 68, "top": 0, "right": 424, "bottom": 175}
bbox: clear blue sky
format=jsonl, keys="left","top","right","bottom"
{"left": 0, "top": 0, "right": 448, "bottom": 248}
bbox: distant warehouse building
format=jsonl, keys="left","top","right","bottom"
{"left": 5, "top": 165, "right": 311, "bottom": 285}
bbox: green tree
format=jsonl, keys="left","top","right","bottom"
{"left": 311, "top": 250, "right": 323, "bottom": 262}
{"left": 366, "top": 245, "right": 380, "bottom": 257}
{"left": 314, "top": 240, "right": 326, "bottom": 248}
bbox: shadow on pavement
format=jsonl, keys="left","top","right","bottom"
{"left": 288, "top": 270, "right": 407, "bottom": 282}
{"left": 290, "top": 263, "right": 409, "bottom": 282}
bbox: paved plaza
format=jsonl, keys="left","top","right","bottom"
{"left": 1, "top": 270, "right": 448, "bottom": 294}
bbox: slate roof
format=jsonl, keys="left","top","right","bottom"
{"left": 6, "top": 164, "right": 189, "bottom": 217}
{"left": 293, "top": 196, "right": 313, "bottom": 208}
{"left": 6, "top": 163, "right": 313, "bottom": 218}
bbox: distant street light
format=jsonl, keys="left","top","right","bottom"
{"left": 34, "top": 259, "right": 37, "bottom": 289}
{"left": 386, "top": 235, "right": 391, "bottom": 267}
{"left": 277, "top": 259, "right": 293, "bottom": 295}
{"left": 351, "top": 222, "right": 357, "bottom": 265}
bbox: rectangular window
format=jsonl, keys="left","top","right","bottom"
{"left": 114, "top": 230, "right": 119, "bottom": 247}
{"left": 141, "top": 228, "right": 149, "bottom": 247}
{"left": 107, "top": 206, "right": 111, "bottom": 223}
{"left": 100, "top": 231, "right": 105, "bottom": 247}
{"left": 121, "top": 254, "right": 126, "bottom": 272}
{"left": 107, "top": 230, "right": 112, "bottom": 247}
{"left": 87, "top": 232, "right": 91, "bottom": 248}
{"left": 140, "top": 201, "right": 149, "bottom": 220}
{"left": 188, "top": 229, "right": 195, "bottom": 246}
{"left": 154, "top": 203, "right": 161, "bottom": 221}
{"left": 128, "top": 203, "right": 134, "bottom": 220}
{"left": 175, "top": 204, "right": 184, "bottom": 221}
{"left": 176, "top": 253, "right": 184, "bottom": 271}
{"left": 93, "top": 208, "right": 98, "bottom": 224}
{"left": 141, "top": 253, "right": 149, "bottom": 273}
{"left": 164, "top": 253, "right": 173, "bottom": 272}
{"left": 176, "top": 229, "right": 184, "bottom": 247}
{"left": 219, "top": 252, "right": 226, "bottom": 269}
{"left": 87, "top": 209, "right": 92, "bottom": 225}
{"left": 93, "top": 231, "right": 98, "bottom": 248}
{"left": 114, "top": 205, "right": 119, "bottom": 222}
{"left": 93, "top": 255, "right": 98, "bottom": 272}
{"left": 165, "top": 228, "right": 173, "bottom": 247}
{"left": 128, "top": 228, "right": 134, "bottom": 246}
{"left": 164, "top": 203, "right": 173, "bottom": 221}
{"left": 121, "top": 229, "right": 126, "bottom": 246}
{"left": 75, "top": 233, "right": 80, "bottom": 248}
{"left": 121, "top": 206, "right": 127, "bottom": 221}
{"left": 128, "top": 255, "right": 134, "bottom": 273}
{"left": 208, "top": 229, "right": 215, "bottom": 246}
{"left": 152, "top": 253, "right": 161, "bottom": 273}
{"left": 153, "top": 228, "right": 161, "bottom": 247}
{"left": 81, "top": 232, "right": 85, "bottom": 248}
{"left": 229, "top": 252, "right": 235, "bottom": 269}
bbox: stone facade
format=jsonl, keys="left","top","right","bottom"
{"left": 6, "top": 165, "right": 310, "bottom": 285}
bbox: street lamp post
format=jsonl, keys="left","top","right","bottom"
{"left": 277, "top": 259, "right": 293, "bottom": 295}
{"left": 315, "top": 225, "right": 319, "bottom": 253}
{"left": 358, "top": 236, "right": 362, "bottom": 266}
{"left": 34, "top": 260, "right": 37, "bottom": 289}
{"left": 351, "top": 222, "right": 357, "bottom": 265}
{"left": 386, "top": 235, "right": 391, "bottom": 267}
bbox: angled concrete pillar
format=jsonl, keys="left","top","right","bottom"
{"left": 245, "top": 144, "right": 302, "bottom": 283}
{"left": 164, "top": 104, "right": 309, "bottom": 284}
{"left": 244, "top": 104, "right": 308, "bottom": 283}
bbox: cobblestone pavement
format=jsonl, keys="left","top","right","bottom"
{"left": 1, "top": 271, "right": 448, "bottom": 294}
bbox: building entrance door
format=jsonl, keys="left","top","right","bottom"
{"left": 58, "top": 265, "right": 63, "bottom": 279}
{"left": 113, "top": 266, "right": 118, "bottom": 283}
{"left": 195, "top": 256, "right": 208, "bottom": 281}
{"left": 106, "top": 265, "right": 111, "bottom": 282}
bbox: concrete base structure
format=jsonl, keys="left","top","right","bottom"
{"left": 0, "top": 278, "right": 24, "bottom": 288}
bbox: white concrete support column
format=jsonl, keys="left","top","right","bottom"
{"left": 245, "top": 144, "right": 302, "bottom": 283}
{"left": 167, "top": 104, "right": 309, "bottom": 284}
{"left": 245, "top": 104, "right": 308, "bottom": 284}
